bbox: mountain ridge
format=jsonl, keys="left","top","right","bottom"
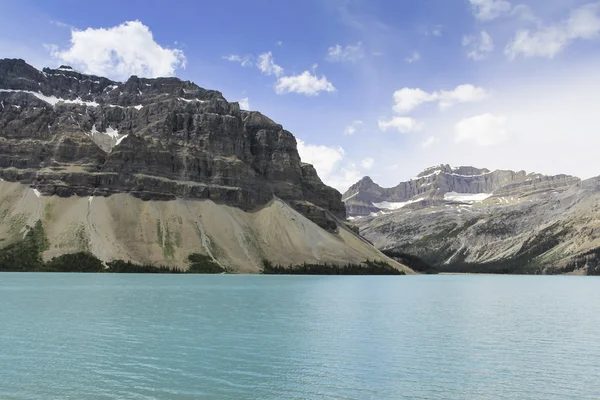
{"left": 343, "top": 164, "right": 580, "bottom": 217}
{"left": 343, "top": 164, "right": 600, "bottom": 275}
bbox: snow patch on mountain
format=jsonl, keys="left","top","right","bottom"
{"left": 0, "top": 89, "right": 99, "bottom": 107}
{"left": 443, "top": 192, "right": 492, "bottom": 202}
{"left": 373, "top": 198, "right": 425, "bottom": 210}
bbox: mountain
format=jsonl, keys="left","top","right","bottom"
{"left": 0, "top": 59, "right": 407, "bottom": 273}
{"left": 343, "top": 165, "right": 600, "bottom": 275}
{"left": 343, "top": 164, "right": 580, "bottom": 216}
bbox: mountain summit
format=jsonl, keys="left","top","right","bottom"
{"left": 0, "top": 59, "right": 405, "bottom": 272}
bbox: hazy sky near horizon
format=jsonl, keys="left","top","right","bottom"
{"left": 1, "top": 0, "right": 600, "bottom": 192}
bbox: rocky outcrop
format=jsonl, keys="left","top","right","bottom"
{"left": 0, "top": 58, "right": 345, "bottom": 228}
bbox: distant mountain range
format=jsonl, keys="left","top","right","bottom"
{"left": 343, "top": 165, "right": 600, "bottom": 275}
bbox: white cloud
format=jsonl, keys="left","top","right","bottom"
{"left": 326, "top": 42, "right": 364, "bottom": 62}
{"left": 378, "top": 117, "right": 423, "bottom": 133}
{"left": 505, "top": 3, "right": 600, "bottom": 59}
{"left": 327, "top": 163, "right": 364, "bottom": 193}
{"left": 49, "top": 20, "right": 186, "bottom": 80}
{"left": 469, "top": 0, "right": 512, "bottom": 21}
{"left": 344, "top": 120, "right": 363, "bottom": 135}
{"left": 437, "top": 85, "right": 489, "bottom": 109}
{"left": 223, "top": 54, "right": 253, "bottom": 67}
{"left": 361, "top": 157, "right": 375, "bottom": 170}
{"left": 455, "top": 114, "right": 508, "bottom": 146}
{"left": 392, "top": 84, "right": 488, "bottom": 114}
{"left": 257, "top": 52, "right": 284, "bottom": 77}
{"left": 238, "top": 97, "right": 250, "bottom": 110}
{"left": 297, "top": 139, "right": 345, "bottom": 178}
{"left": 421, "top": 136, "right": 439, "bottom": 148}
{"left": 275, "top": 71, "right": 336, "bottom": 96}
{"left": 463, "top": 31, "right": 494, "bottom": 60}
{"left": 296, "top": 139, "right": 361, "bottom": 192}
{"left": 405, "top": 51, "right": 421, "bottom": 63}
{"left": 392, "top": 88, "right": 432, "bottom": 114}
{"left": 380, "top": 63, "right": 600, "bottom": 186}
{"left": 276, "top": 41, "right": 283, "bottom": 47}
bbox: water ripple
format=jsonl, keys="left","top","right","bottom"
{"left": 1, "top": 274, "right": 600, "bottom": 399}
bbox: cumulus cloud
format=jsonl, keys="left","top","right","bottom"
{"left": 275, "top": 71, "right": 336, "bottom": 96}
{"left": 392, "top": 84, "right": 488, "bottom": 114}
{"left": 257, "top": 52, "right": 284, "bottom": 77}
{"left": 378, "top": 117, "right": 423, "bottom": 133}
{"left": 463, "top": 31, "right": 494, "bottom": 60}
{"left": 327, "top": 163, "right": 364, "bottom": 193}
{"left": 405, "top": 51, "right": 421, "bottom": 63}
{"left": 469, "top": 0, "right": 512, "bottom": 21}
{"left": 438, "top": 85, "right": 489, "bottom": 109}
{"left": 505, "top": 2, "right": 600, "bottom": 59}
{"left": 223, "top": 54, "right": 253, "bottom": 67}
{"left": 455, "top": 114, "right": 508, "bottom": 146}
{"left": 49, "top": 20, "right": 186, "bottom": 80}
{"left": 296, "top": 139, "right": 362, "bottom": 192}
{"left": 344, "top": 120, "right": 363, "bottom": 135}
{"left": 361, "top": 157, "right": 375, "bottom": 170}
{"left": 238, "top": 97, "right": 250, "bottom": 110}
{"left": 326, "top": 42, "right": 365, "bottom": 62}
{"left": 391, "top": 88, "right": 432, "bottom": 114}
{"left": 296, "top": 139, "right": 345, "bottom": 178}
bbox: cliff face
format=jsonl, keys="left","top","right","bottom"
{"left": 0, "top": 59, "right": 345, "bottom": 229}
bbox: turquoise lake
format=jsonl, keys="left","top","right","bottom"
{"left": 1, "top": 273, "right": 599, "bottom": 399}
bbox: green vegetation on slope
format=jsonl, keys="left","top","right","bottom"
{"left": 382, "top": 250, "right": 437, "bottom": 274}
{"left": 0, "top": 222, "right": 226, "bottom": 273}
{"left": 0, "top": 220, "right": 48, "bottom": 271}
{"left": 187, "top": 253, "right": 226, "bottom": 273}
{"left": 558, "top": 247, "right": 600, "bottom": 275}
{"left": 261, "top": 259, "right": 405, "bottom": 275}
{"left": 385, "top": 222, "right": 582, "bottom": 275}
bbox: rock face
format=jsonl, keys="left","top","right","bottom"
{"left": 0, "top": 58, "right": 412, "bottom": 272}
{"left": 344, "top": 165, "right": 600, "bottom": 275}
{"left": 0, "top": 59, "right": 345, "bottom": 229}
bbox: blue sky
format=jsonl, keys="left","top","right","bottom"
{"left": 2, "top": 0, "right": 600, "bottom": 191}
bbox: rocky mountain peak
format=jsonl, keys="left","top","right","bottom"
{"left": 0, "top": 58, "right": 346, "bottom": 229}
{"left": 342, "top": 176, "right": 381, "bottom": 200}
{"left": 351, "top": 176, "right": 378, "bottom": 189}
{"left": 414, "top": 164, "right": 491, "bottom": 178}
{"left": 415, "top": 164, "right": 450, "bottom": 177}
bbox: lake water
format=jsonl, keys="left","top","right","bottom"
{"left": 1, "top": 273, "right": 599, "bottom": 399}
